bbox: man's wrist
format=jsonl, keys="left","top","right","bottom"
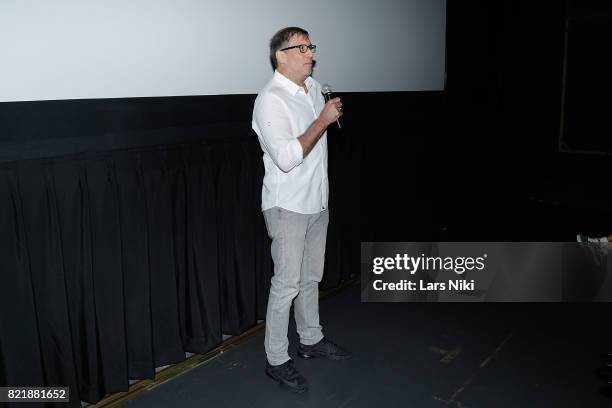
{"left": 313, "top": 117, "right": 328, "bottom": 133}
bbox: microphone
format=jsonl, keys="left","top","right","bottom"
{"left": 321, "top": 83, "right": 341, "bottom": 129}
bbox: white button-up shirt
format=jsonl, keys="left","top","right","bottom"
{"left": 252, "top": 70, "right": 328, "bottom": 214}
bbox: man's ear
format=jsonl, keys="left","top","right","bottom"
{"left": 276, "top": 50, "right": 286, "bottom": 66}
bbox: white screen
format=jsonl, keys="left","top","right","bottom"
{"left": 0, "top": 0, "right": 446, "bottom": 101}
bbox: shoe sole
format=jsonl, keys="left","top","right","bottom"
{"left": 265, "top": 371, "right": 308, "bottom": 394}
{"left": 297, "top": 351, "right": 352, "bottom": 360}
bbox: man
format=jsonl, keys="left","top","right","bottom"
{"left": 252, "top": 27, "right": 351, "bottom": 393}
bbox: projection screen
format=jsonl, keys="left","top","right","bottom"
{"left": 0, "top": 0, "right": 446, "bottom": 102}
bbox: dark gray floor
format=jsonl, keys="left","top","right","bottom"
{"left": 122, "top": 282, "right": 612, "bottom": 407}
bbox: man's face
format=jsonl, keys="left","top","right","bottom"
{"left": 278, "top": 34, "right": 314, "bottom": 81}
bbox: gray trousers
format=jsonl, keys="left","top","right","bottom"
{"left": 263, "top": 207, "right": 329, "bottom": 366}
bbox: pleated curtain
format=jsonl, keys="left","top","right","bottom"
{"left": 0, "top": 134, "right": 358, "bottom": 406}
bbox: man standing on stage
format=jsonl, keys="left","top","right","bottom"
{"left": 252, "top": 27, "right": 351, "bottom": 393}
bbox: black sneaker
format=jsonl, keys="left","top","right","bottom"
{"left": 297, "top": 338, "right": 352, "bottom": 360}
{"left": 265, "top": 359, "right": 308, "bottom": 393}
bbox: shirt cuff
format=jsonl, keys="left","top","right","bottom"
{"left": 288, "top": 138, "right": 304, "bottom": 168}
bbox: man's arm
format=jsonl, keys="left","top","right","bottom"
{"left": 298, "top": 97, "right": 343, "bottom": 158}
{"left": 253, "top": 95, "right": 305, "bottom": 173}
{"left": 253, "top": 95, "right": 343, "bottom": 172}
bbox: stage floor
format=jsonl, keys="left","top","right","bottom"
{"left": 122, "top": 282, "right": 612, "bottom": 407}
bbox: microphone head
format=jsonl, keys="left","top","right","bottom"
{"left": 321, "top": 83, "right": 332, "bottom": 94}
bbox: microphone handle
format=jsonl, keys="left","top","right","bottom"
{"left": 322, "top": 92, "right": 342, "bottom": 129}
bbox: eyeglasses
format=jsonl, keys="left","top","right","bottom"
{"left": 280, "top": 44, "right": 317, "bottom": 54}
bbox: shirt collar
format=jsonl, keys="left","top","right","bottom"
{"left": 273, "top": 70, "right": 314, "bottom": 95}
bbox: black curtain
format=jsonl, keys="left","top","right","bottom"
{"left": 0, "top": 129, "right": 358, "bottom": 406}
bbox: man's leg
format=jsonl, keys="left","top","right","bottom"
{"left": 263, "top": 207, "right": 309, "bottom": 366}
{"left": 294, "top": 210, "right": 351, "bottom": 360}
{"left": 294, "top": 210, "right": 328, "bottom": 346}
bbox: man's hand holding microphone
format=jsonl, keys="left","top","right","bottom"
{"left": 319, "top": 97, "right": 343, "bottom": 128}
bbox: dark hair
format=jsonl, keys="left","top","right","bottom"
{"left": 269, "top": 27, "right": 309, "bottom": 70}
